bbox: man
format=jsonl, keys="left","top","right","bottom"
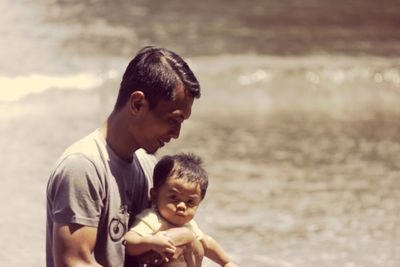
{"left": 46, "top": 46, "right": 201, "bottom": 267}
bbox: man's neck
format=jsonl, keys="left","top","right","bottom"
{"left": 100, "top": 111, "right": 137, "bottom": 163}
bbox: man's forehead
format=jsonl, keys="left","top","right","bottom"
{"left": 154, "top": 96, "right": 193, "bottom": 118}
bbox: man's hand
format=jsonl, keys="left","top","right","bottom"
{"left": 136, "top": 248, "right": 183, "bottom": 266}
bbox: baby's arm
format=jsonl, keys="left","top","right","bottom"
{"left": 125, "top": 227, "right": 197, "bottom": 264}
{"left": 125, "top": 230, "right": 176, "bottom": 259}
{"left": 163, "top": 227, "right": 197, "bottom": 246}
{"left": 201, "top": 234, "right": 238, "bottom": 267}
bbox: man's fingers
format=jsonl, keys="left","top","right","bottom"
{"left": 168, "top": 246, "right": 183, "bottom": 260}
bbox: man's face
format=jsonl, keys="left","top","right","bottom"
{"left": 135, "top": 86, "right": 194, "bottom": 154}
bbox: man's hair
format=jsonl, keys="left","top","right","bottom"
{"left": 115, "top": 46, "right": 201, "bottom": 110}
{"left": 153, "top": 153, "right": 208, "bottom": 200}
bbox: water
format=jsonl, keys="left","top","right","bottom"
{"left": 0, "top": 0, "right": 399, "bottom": 266}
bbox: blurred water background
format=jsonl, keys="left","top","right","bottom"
{"left": 1, "top": 0, "right": 400, "bottom": 266}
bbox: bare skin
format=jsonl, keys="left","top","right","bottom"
{"left": 53, "top": 223, "right": 101, "bottom": 267}
{"left": 125, "top": 227, "right": 197, "bottom": 265}
{"left": 201, "top": 235, "right": 238, "bottom": 267}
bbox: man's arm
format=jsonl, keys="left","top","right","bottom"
{"left": 53, "top": 223, "right": 102, "bottom": 267}
{"left": 201, "top": 234, "right": 238, "bottom": 267}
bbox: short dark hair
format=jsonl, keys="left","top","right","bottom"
{"left": 115, "top": 46, "right": 201, "bottom": 110}
{"left": 153, "top": 153, "right": 208, "bottom": 200}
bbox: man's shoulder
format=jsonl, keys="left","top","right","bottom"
{"left": 63, "top": 130, "right": 103, "bottom": 158}
{"left": 50, "top": 129, "right": 108, "bottom": 179}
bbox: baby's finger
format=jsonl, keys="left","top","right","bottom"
{"left": 165, "top": 247, "right": 176, "bottom": 255}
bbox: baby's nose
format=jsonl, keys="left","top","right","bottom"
{"left": 176, "top": 201, "right": 186, "bottom": 210}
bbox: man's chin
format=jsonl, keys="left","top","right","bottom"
{"left": 143, "top": 146, "right": 159, "bottom": 155}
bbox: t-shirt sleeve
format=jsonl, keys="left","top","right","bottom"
{"left": 48, "top": 154, "right": 104, "bottom": 227}
{"left": 129, "top": 209, "right": 160, "bottom": 236}
{"left": 187, "top": 220, "right": 204, "bottom": 240}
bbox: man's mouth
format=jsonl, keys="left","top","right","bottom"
{"left": 158, "top": 138, "right": 171, "bottom": 147}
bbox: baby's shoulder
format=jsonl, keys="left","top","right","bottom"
{"left": 136, "top": 208, "right": 160, "bottom": 221}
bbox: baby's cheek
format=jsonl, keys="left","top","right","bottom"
{"left": 188, "top": 209, "right": 197, "bottom": 218}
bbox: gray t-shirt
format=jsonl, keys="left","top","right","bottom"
{"left": 46, "top": 129, "right": 155, "bottom": 267}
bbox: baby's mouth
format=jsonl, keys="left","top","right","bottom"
{"left": 175, "top": 210, "right": 185, "bottom": 217}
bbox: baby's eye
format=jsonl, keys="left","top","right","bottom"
{"left": 169, "top": 195, "right": 177, "bottom": 201}
{"left": 186, "top": 199, "right": 196, "bottom": 207}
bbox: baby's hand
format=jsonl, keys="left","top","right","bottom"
{"left": 149, "top": 232, "right": 177, "bottom": 261}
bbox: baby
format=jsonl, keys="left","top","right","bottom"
{"left": 124, "top": 153, "right": 237, "bottom": 267}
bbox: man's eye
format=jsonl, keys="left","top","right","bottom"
{"left": 169, "top": 117, "right": 183, "bottom": 127}
{"left": 169, "top": 118, "right": 178, "bottom": 125}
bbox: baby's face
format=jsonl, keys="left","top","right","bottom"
{"left": 155, "top": 175, "right": 202, "bottom": 226}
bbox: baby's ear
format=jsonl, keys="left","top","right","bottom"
{"left": 150, "top": 188, "right": 157, "bottom": 202}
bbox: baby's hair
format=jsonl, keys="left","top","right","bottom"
{"left": 153, "top": 153, "right": 208, "bottom": 200}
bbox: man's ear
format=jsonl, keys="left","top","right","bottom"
{"left": 129, "top": 91, "right": 147, "bottom": 113}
